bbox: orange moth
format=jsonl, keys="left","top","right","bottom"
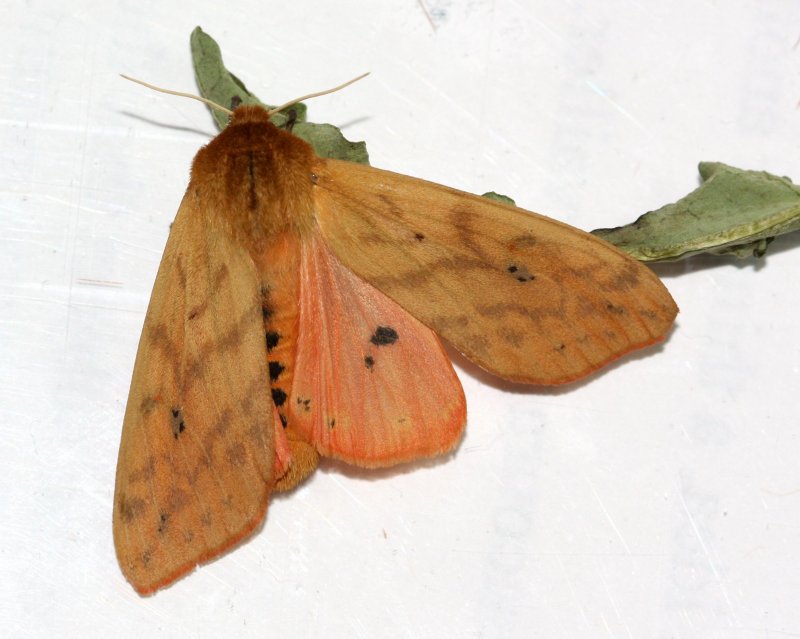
{"left": 114, "top": 76, "right": 678, "bottom": 595}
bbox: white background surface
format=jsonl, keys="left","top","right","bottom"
{"left": 2, "top": 1, "right": 799, "bottom": 637}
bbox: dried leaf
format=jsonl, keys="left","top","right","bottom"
{"left": 592, "top": 162, "right": 800, "bottom": 261}
{"left": 190, "top": 27, "right": 368, "bottom": 164}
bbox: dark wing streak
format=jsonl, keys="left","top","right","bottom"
{"left": 178, "top": 306, "right": 260, "bottom": 545}
{"left": 568, "top": 284, "right": 624, "bottom": 365}
{"left": 523, "top": 242, "right": 645, "bottom": 357}
{"left": 132, "top": 419, "right": 156, "bottom": 571}
{"left": 592, "top": 281, "right": 652, "bottom": 345}
{"left": 638, "top": 288, "right": 670, "bottom": 335}
{"left": 175, "top": 427, "right": 217, "bottom": 545}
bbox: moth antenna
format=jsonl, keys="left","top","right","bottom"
{"left": 267, "top": 72, "right": 370, "bottom": 116}
{"left": 120, "top": 74, "right": 234, "bottom": 116}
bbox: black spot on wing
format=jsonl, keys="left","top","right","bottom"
{"left": 507, "top": 264, "right": 535, "bottom": 283}
{"left": 279, "top": 413, "right": 288, "bottom": 428}
{"left": 370, "top": 326, "right": 399, "bottom": 346}
{"left": 170, "top": 407, "right": 186, "bottom": 439}
{"left": 269, "top": 361, "right": 285, "bottom": 381}
{"left": 260, "top": 286, "right": 273, "bottom": 319}
{"left": 266, "top": 331, "right": 280, "bottom": 351}
{"left": 364, "top": 355, "right": 375, "bottom": 370}
{"left": 271, "top": 388, "right": 287, "bottom": 407}
{"left": 157, "top": 512, "right": 170, "bottom": 534}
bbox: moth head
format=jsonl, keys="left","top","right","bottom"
{"left": 120, "top": 72, "right": 370, "bottom": 245}
{"left": 190, "top": 106, "right": 316, "bottom": 244}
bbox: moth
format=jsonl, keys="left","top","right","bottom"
{"left": 114, "top": 82, "right": 678, "bottom": 595}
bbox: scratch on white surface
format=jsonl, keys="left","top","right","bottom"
{"left": 376, "top": 75, "right": 479, "bottom": 127}
{"left": 677, "top": 486, "right": 740, "bottom": 626}
{"left": 349, "top": 616, "right": 369, "bottom": 639}
{"left": 326, "top": 474, "right": 368, "bottom": 510}
{"left": 624, "top": 0, "right": 649, "bottom": 11}
{"left": 205, "top": 565, "right": 234, "bottom": 591}
{"left": 487, "top": 128, "right": 537, "bottom": 165}
{"left": 77, "top": 278, "right": 124, "bottom": 287}
{"left": 555, "top": 555, "right": 592, "bottom": 629}
{"left": 64, "top": 300, "right": 145, "bottom": 313}
{"left": 118, "top": 588, "right": 175, "bottom": 623}
{"left": 529, "top": 14, "right": 566, "bottom": 43}
{"left": 1, "top": 318, "right": 61, "bottom": 338}
{"left": 1, "top": 236, "right": 61, "bottom": 251}
{"left": 584, "top": 79, "right": 648, "bottom": 133}
{"left": 234, "top": 543, "right": 279, "bottom": 584}
{"left": 41, "top": 194, "right": 124, "bottom": 217}
{"left": 63, "top": 42, "right": 97, "bottom": 350}
{"left": 755, "top": 629, "right": 800, "bottom": 638}
{"left": 0, "top": 118, "right": 120, "bottom": 132}
{"left": 306, "top": 500, "right": 344, "bottom": 536}
{"left": 597, "top": 560, "right": 634, "bottom": 639}
{"left": 463, "top": 426, "right": 505, "bottom": 456}
{"left": 1, "top": 291, "right": 116, "bottom": 311}
{"left": 259, "top": 554, "right": 288, "bottom": 585}
{"left": 416, "top": 0, "right": 436, "bottom": 31}
{"left": 0, "top": 115, "right": 208, "bottom": 142}
{"left": 486, "top": 469, "right": 506, "bottom": 488}
{"left": 108, "top": 235, "right": 164, "bottom": 254}
{"left": 445, "top": 547, "right": 655, "bottom": 558}
{"left": 762, "top": 486, "right": 800, "bottom": 497}
{"left": 585, "top": 474, "right": 632, "bottom": 554}
{"left": 678, "top": 421, "right": 693, "bottom": 443}
{"left": 599, "top": 612, "right": 614, "bottom": 638}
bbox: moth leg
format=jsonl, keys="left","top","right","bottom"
{"left": 274, "top": 439, "right": 319, "bottom": 491}
{"left": 283, "top": 108, "right": 298, "bottom": 132}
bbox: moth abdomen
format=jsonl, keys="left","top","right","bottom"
{"left": 257, "top": 235, "right": 303, "bottom": 439}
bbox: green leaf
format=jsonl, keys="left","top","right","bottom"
{"left": 591, "top": 162, "right": 800, "bottom": 261}
{"left": 481, "top": 191, "right": 516, "bottom": 206}
{"left": 189, "top": 27, "right": 299, "bottom": 129}
{"left": 190, "top": 26, "right": 368, "bottom": 164}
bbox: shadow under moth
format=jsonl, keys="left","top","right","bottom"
{"left": 113, "top": 81, "right": 678, "bottom": 595}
